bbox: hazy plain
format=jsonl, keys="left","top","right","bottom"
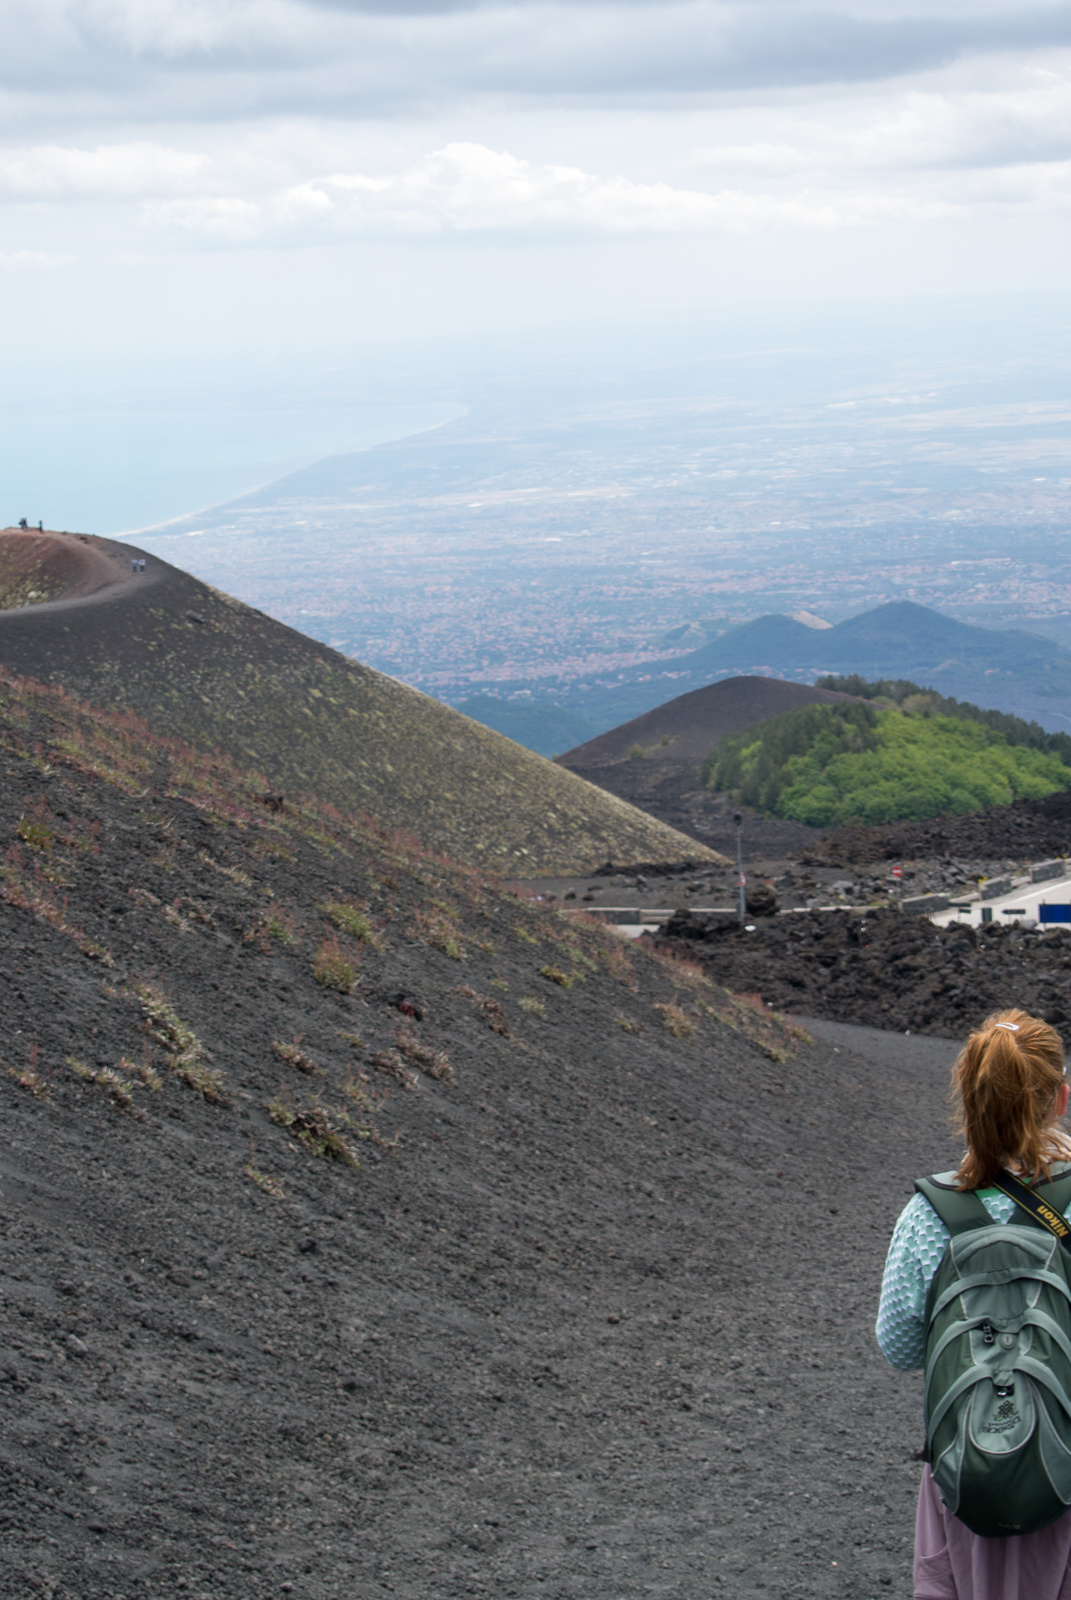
{"left": 112, "top": 297, "right": 1071, "bottom": 732}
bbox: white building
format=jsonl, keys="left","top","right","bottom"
{"left": 931, "top": 860, "right": 1071, "bottom": 931}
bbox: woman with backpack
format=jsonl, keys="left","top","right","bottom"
{"left": 877, "top": 1008, "right": 1071, "bottom": 1599}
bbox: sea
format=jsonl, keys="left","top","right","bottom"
{"left": 0, "top": 401, "right": 466, "bottom": 537}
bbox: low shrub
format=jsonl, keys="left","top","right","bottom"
{"left": 313, "top": 935, "right": 358, "bottom": 994}
{"left": 410, "top": 907, "right": 464, "bottom": 960}
{"left": 371, "top": 1049, "right": 419, "bottom": 1091}
{"left": 17, "top": 797, "right": 54, "bottom": 851}
{"left": 2, "top": 848, "right": 113, "bottom": 965}
{"left": 121, "top": 1055, "right": 163, "bottom": 1090}
{"left": 267, "top": 1094, "right": 361, "bottom": 1167}
{"left": 655, "top": 999, "right": 696, "bottom": 1040}
{"left": 66, "top": 1054, "right": 142, "bottom": 1117}
{"left": 272, "top": 1035, "right": 320, "bottom": 1074}
{"left": 319, "top": 900, "right": 383, "bottom": 950}
{"left": 245, "top": 1161, "right": 285, "bottom": 1199}
{"left": 392, "top": 1029, "right": 456, "bottom": 1084}
{"left": 597, "top": 940, "right": 635, "bottom": 984}
{"left": 458, "top": 986, "right": 511, "bottom": 1038}
{"left": 7, "top": 1044, "right": 50, "bottom": 1100}
{"left": 132, "top": 982, "right": 228, "bottom": 1104}
{"left": 198, "top": 850, "right": 252, "bottom": 887}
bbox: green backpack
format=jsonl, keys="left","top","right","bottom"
{"left": 916, "top": 1166, "right": 1071, "bottom": 1537}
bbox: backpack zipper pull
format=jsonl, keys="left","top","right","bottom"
{"left": 981, "top": 1321, "right": 996, "bottom": 1345}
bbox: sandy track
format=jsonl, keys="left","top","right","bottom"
{"left": 0, "top": 527, "right": 156, "bottom": 612}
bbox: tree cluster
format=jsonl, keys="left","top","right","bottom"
{"left": 704, "top": 698, "right": 1071, "bottom": 827}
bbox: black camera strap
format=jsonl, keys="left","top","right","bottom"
{"left": 990, "top": 1167, "right": 1071, "bottom": 1254}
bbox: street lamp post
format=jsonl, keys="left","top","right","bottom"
{"left": 734, "top": 811, "right": 746, "bottom": 925}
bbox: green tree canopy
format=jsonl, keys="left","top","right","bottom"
{"left": 816, "top": 674, "right": 1071, "bottom": 767}
{"left": 703, "top": 702, "right": 1071, "bottom": 827}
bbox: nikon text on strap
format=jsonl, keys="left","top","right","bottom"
{"left": 989, "top": 1168, "right": 1071, "bottom": 1253}
{"left": 915, "top": 1166, "right": 1071, "bottom": 1246}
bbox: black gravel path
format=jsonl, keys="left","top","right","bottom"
{"left": 796, "top": 1016, "right": 959, "bottom": 1078}
{"left": 0, "top": 675, "right": 962, "bottom": 1600}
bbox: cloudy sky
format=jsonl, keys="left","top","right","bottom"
{"left": 3, "top": 0, "right": 1071, "bottom": 377}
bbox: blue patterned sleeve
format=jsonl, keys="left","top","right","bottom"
{"left": 875, "top": 1193, "right": 952, "bottom": 1372}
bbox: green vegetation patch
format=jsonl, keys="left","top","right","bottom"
{"left": 817, "top": 674, "right": 1071, "bottom": 767}
{"left": 313, "top": 935, "right": 359, "bottom": 993}
{"left": 704, "top": 701, "right": 1071, "bottom": 827}
{"left": 267, "top": 1095, "right": 361, "bottom": 1167}
{"left": 319, "top": 899, "right": 383, "bottom": 950}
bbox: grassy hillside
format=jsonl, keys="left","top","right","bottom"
{"left": 703, "top": 699, "right": 1071, "bottom": 826}
{"left": 0, "top": 532, "right": 714, "bottom": 876}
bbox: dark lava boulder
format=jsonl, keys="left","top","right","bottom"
{"left": 658, "top": 908, "right": 1071, "bottom": 1042}
{"left": 746, "top": 883, "right": 779, "bottom": 917}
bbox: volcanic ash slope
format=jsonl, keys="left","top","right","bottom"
{"left": 0, "top": 528, "right": 713, "bottom": 876}
{"left": 557, "top": 675, "right": 860, "bottom": 769}
{"left": 0, "top": 668, "right": 955, "bottom": 1599}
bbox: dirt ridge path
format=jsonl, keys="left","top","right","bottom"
{"left": 0, "top": 526, "right": 161, "bottom": 615}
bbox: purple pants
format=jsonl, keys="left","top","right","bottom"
{"left": 915, "top": 1466, "right": 1071, "bottom": 1599}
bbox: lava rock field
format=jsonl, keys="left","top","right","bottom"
{"left": 660, "top": 908, "right": 1071, "bottom": 1042}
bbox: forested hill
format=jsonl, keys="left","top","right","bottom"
{"left": 704, "top": 697, "right": 1071, "bottom": 827}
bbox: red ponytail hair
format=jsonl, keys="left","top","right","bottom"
{"left": 953, "top": 1009, "right": 1069, "bottom": 1190}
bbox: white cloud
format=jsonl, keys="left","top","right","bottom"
{"left": 9, "top": 52, "right": 1071, "bottom": 247}
{"left": 687, "top": 65, "right": 1071, "bottom": 196}
{"left": 0, "top": 142, "right": 208, "bottom": 198}
{"left": 137, "top": 139, "right": 960, "bottom": 239}
{"left": 2, "top": 0, "right": 1071, "bottom": 130}
{"left": 0, "top": 4, "right": 1069, "bottom": 290}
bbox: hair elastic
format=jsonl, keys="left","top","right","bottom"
{"left": 995, "top": 1022, "right": 1020, "bottom": 1032}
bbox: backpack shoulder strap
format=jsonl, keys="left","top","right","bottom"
{"left": 914, "top": 1176, "right": 993, "bottom": 1235}
{"left": 1037, "top": 1166, "right": 1071, "bottom": 1216}
{"left": 991, "top": 1167, "right": 1071, "bottom": 1252}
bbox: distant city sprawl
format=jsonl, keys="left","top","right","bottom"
{"left": 131, "top": 372, "right": 1071, "bottom": 717}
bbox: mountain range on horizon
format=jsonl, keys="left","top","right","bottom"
{"left": 460, "top": 600, "right": 1071, "bottom": 755}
